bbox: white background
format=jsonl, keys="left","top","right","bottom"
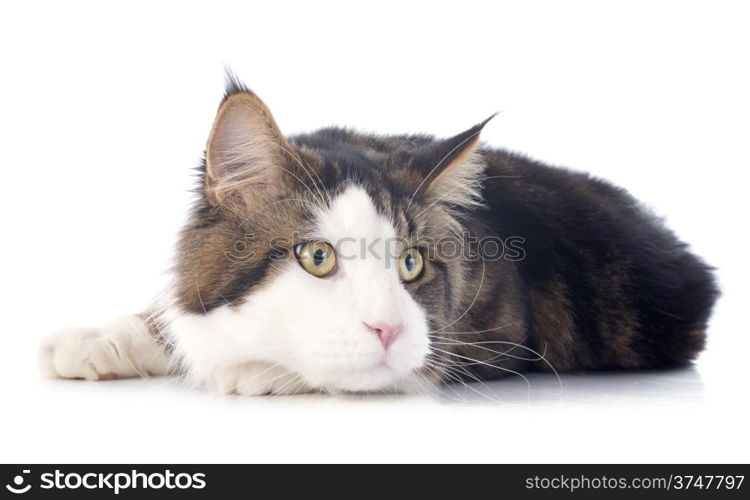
{"left": 1, "top": 1, "right": 748, "bottom": 463}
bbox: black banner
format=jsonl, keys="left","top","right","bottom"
{"left": 0, "top": 464, "right": 747, "bottom": 499}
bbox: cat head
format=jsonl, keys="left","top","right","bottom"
{"left": 172, "top": 76, "right": 493, "bottom": 392}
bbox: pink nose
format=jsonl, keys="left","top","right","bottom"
{"left": 364, "top": 322, "right": 404, "bottom": 349}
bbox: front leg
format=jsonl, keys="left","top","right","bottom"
{"left": 39, "top": 314, "right": 170, "bottom": 381}
{"left": 212, "top": 361, "right": 313, "bottom": 396}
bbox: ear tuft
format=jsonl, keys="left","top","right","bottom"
{"left": 426, "top": 148, "right": 487, "bottom": 209}
{"left": 222, "top": 67, "right": 253, "bottom": 102}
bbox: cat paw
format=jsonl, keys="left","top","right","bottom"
{"left": 212, "top": 362, "right": 311, "bottom": 396}
{"left": 39, "top": 327, "right": 122, "bottom": 381}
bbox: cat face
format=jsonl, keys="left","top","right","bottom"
{"left": 172, "top": 79, "right": 492, "bottom": 392}
{"left": 209, "top": 185, "right": 432, "bottom": 391}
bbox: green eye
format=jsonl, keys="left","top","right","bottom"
{"left": 295, "top": 241, "right": 337, "bottom": 277}
{"left": 399, "top": 247, "right": 424, "bottom": 283}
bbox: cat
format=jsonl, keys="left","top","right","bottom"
{"left": 39, "top": 74, "right": 719, "bottom": 396}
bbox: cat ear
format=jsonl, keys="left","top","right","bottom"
{"left": 205, "top": 77, "right": 292, "bottom": 205}
{"left": 414, "top": 115, "right": 495, "bottom": 208}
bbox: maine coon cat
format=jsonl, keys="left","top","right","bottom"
{"left": 40, "top": 76, "right": 719, "bottom": 395}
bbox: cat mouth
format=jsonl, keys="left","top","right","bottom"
{"left": 362, "top": 353, "right": 406, "bottom": 373}
{"left": 344, "top": 359, "right": 394, "bottom": 375}
{"left": 363, "top": 359, "right": 393, "bottom": 373}
{"left": 311, "top": 360, "right": 405, "bottom": 392}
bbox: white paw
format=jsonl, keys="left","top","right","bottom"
{"left": 39, "top": 316, "right": 167, "bottom": 381}
{"left": 212, "top": 362, "right": 312, "bottom": 396}
{"left": 39, "top": 327, "right": 123, "bottom": 381}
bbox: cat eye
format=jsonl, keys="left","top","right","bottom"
{"left": 294, "top": 241, "right": 337, "bottom": 277}
{"left": 398, "top": 247, "right": 424, "bottom": 283}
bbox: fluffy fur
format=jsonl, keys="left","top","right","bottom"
{"left": 39, "top": 77, "right": 719, "bottom": 395}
